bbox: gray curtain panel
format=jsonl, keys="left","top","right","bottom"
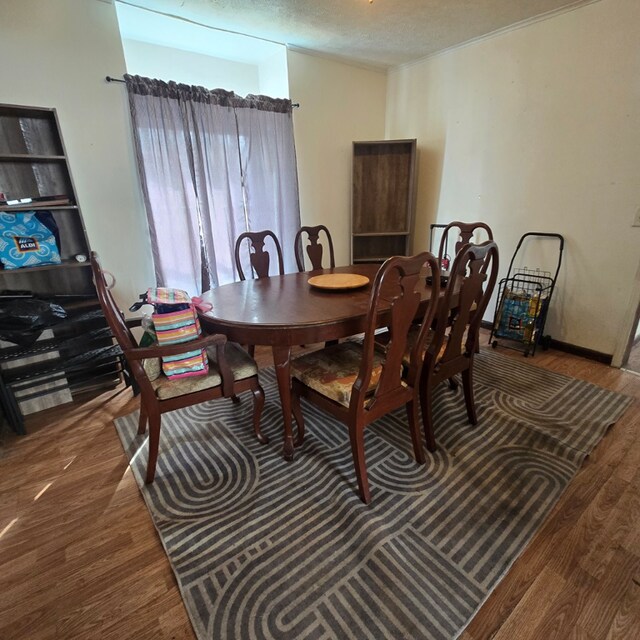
{"left": 235, "top": 99, "right": 301, "bottom": 276}
{"left": 186, "top": 98, "right": 246, "bottom": 288}
{"left": 125, "top": 75, "right": 301, "bottom": 294}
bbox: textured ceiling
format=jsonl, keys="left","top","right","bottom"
{"left": 118, "top": 0, "right": 597, "bottom": 69}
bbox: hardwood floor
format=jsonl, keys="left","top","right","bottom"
{"left": 625, "top": 338, "right": 640, "bottom": 375}
{"left": 1, "top": 338, "right": 639, "bottom": 639}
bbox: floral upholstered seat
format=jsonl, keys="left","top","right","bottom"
{"left": 401, "top": 326, "right": 456, "bottom": 367}
{"left": 291, "top": 342, "right": 385, "bottom": 407}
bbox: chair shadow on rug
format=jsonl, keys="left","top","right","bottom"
{"left": 91, "top": 252, "right": 267, "bottom": 484}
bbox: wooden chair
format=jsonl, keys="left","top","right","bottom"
{"left": 437, "top": 221, "right": 493, "bottom": 271}
{"left": 436, "top": 221, "right": 494, "bottom": 356}
{"left": 290, "top": 252, "right": 441, "bottom": 504}
{"left": 294, "top": 225, "right": 335, "bottom": 272}
{"left": 234, "top": 230, "right": 285, "bottom": 281}
{"left": 90, "top": 252, "right": 266, "bottom": 484}
{"left": 419, "top": 241, "right": 499, "bottom": 451}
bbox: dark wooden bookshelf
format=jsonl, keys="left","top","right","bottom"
{"left": 0, "top": 103, "right": 125, "bottom": 434}
{"left": 351, "top": 139, "right": 417, "bottom": 264}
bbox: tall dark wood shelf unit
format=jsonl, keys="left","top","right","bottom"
{"left": 351, "top": 139, "right": 417, "bottom": 264}
{"left": 0, "top": 103, "right": 125, "bottom": 434}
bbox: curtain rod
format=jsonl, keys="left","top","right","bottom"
{"left": 105, "top": 76, "right": 300, "bottom": 108}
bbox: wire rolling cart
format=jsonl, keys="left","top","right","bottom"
{"left": 489, "top": 232, "right": 564, "bottom": 357}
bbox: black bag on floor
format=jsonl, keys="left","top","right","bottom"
{"left": 0, "top": 298, "right": 67, "bottom": 346}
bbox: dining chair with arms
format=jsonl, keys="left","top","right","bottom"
{"left": 294, "top": 225, "right": 336, "bottom": 272}
{"left": 290, "top": 252, "right": 441, "bottom": 504}
{"left": 90, "top": 252, "right": 267, "bottom": 484}
{"left": 417, "top": 241, "right": 499, "bottom": 451}
{"left": 234, "top": 230, "right": 285, "bottom": 281}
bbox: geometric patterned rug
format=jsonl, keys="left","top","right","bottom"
{"left": 114, "top": 350, "right": 632, "bottom": 640}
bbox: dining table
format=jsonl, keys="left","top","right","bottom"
{"left": 199, "top": 263, "right": 441, "bottom": 461}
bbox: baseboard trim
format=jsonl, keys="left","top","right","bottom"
{"left": 547, "top": 339, "right": 612, "bottom": 365}
{"left": 480, "top": 321, "right": 613, "bottom": 365}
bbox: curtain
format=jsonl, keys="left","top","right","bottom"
{"left": 236, "top": 97, "right": 300, "bottom": 276}
{"left": 186, "top": 98, "right": 246, "bottom": 288}
{"left": 125, "top": 75, "right": 300, "bottom": 294}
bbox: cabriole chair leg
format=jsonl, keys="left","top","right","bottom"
{"left": 251, "top": 384, "right": 268, "bottom": 444}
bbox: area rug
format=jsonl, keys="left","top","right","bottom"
{"left": 115, "top": 350, "right": 632, "bottom": 640}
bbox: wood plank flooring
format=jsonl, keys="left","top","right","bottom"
{"left": 625, "top": 339, "right": 640, "bottom": 375}
{"left": 1, "top": 338, "right": 639, "bottom": 639}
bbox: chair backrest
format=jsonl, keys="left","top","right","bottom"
{"left": 90, "top": 252, "right": 146, "bottom": 382}
{"left": 353, "top": 252, "right": 441, "bottom": 411}
{"left": 294, "top": 225, "right": 336, "bottom": 272}
{"left": 429, "top": 241, "right": 499, "bottom": 370}
{"left": 437, "top": 221, "right": 493, "bottom": 269}
{"left": 234, "top": 230, "right": 285, "bottom": 281}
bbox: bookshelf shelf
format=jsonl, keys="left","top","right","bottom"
{"left": 0, "top": 260, "right": 90, "bottom": 274}
{"left": 0, "top": 153, "right": 66, "bottom": 162}
{"left": 0, "top": 204, "right": 77, "bottom": 212}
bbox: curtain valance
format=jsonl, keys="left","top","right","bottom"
{"left": 124, "top": 74, "right": 293, "bottom": 113}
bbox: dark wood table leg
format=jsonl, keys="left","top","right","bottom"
{"left": 272, "top": 344, "right": 295, "bottom": 461}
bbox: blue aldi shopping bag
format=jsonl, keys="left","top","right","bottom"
{"left": 0, "top": 211, "right": 62, "bottom": 269}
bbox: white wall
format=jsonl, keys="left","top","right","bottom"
{"left": 0, "top": 0, "right": 153, "bottom": 309}
{"left": 288, "top": 52, "right": 387, "bottom": 265}
{"left": 259, "top": 52, "right": 290, "bottom": 100}
{"left": 386, "top": 0, "right": 640, "bottom": 355}
{"left": 4, "top": 0, "right": 635, "bottom": 357}
{"left": 121, "top": 39, "right": 260, "bottom": 96}
{"left": 0, "top": 0, "right": 384, "bottom": 306}
{"left": 115, "top": 1, "right": 290, "bottom": 99}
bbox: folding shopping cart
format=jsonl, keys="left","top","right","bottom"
{"left": 489, "top": 232, "right": 564, "bottom": 357}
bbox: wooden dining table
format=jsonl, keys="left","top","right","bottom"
{"left": 199, "top": 263, "right": 440, "bottom": 461}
